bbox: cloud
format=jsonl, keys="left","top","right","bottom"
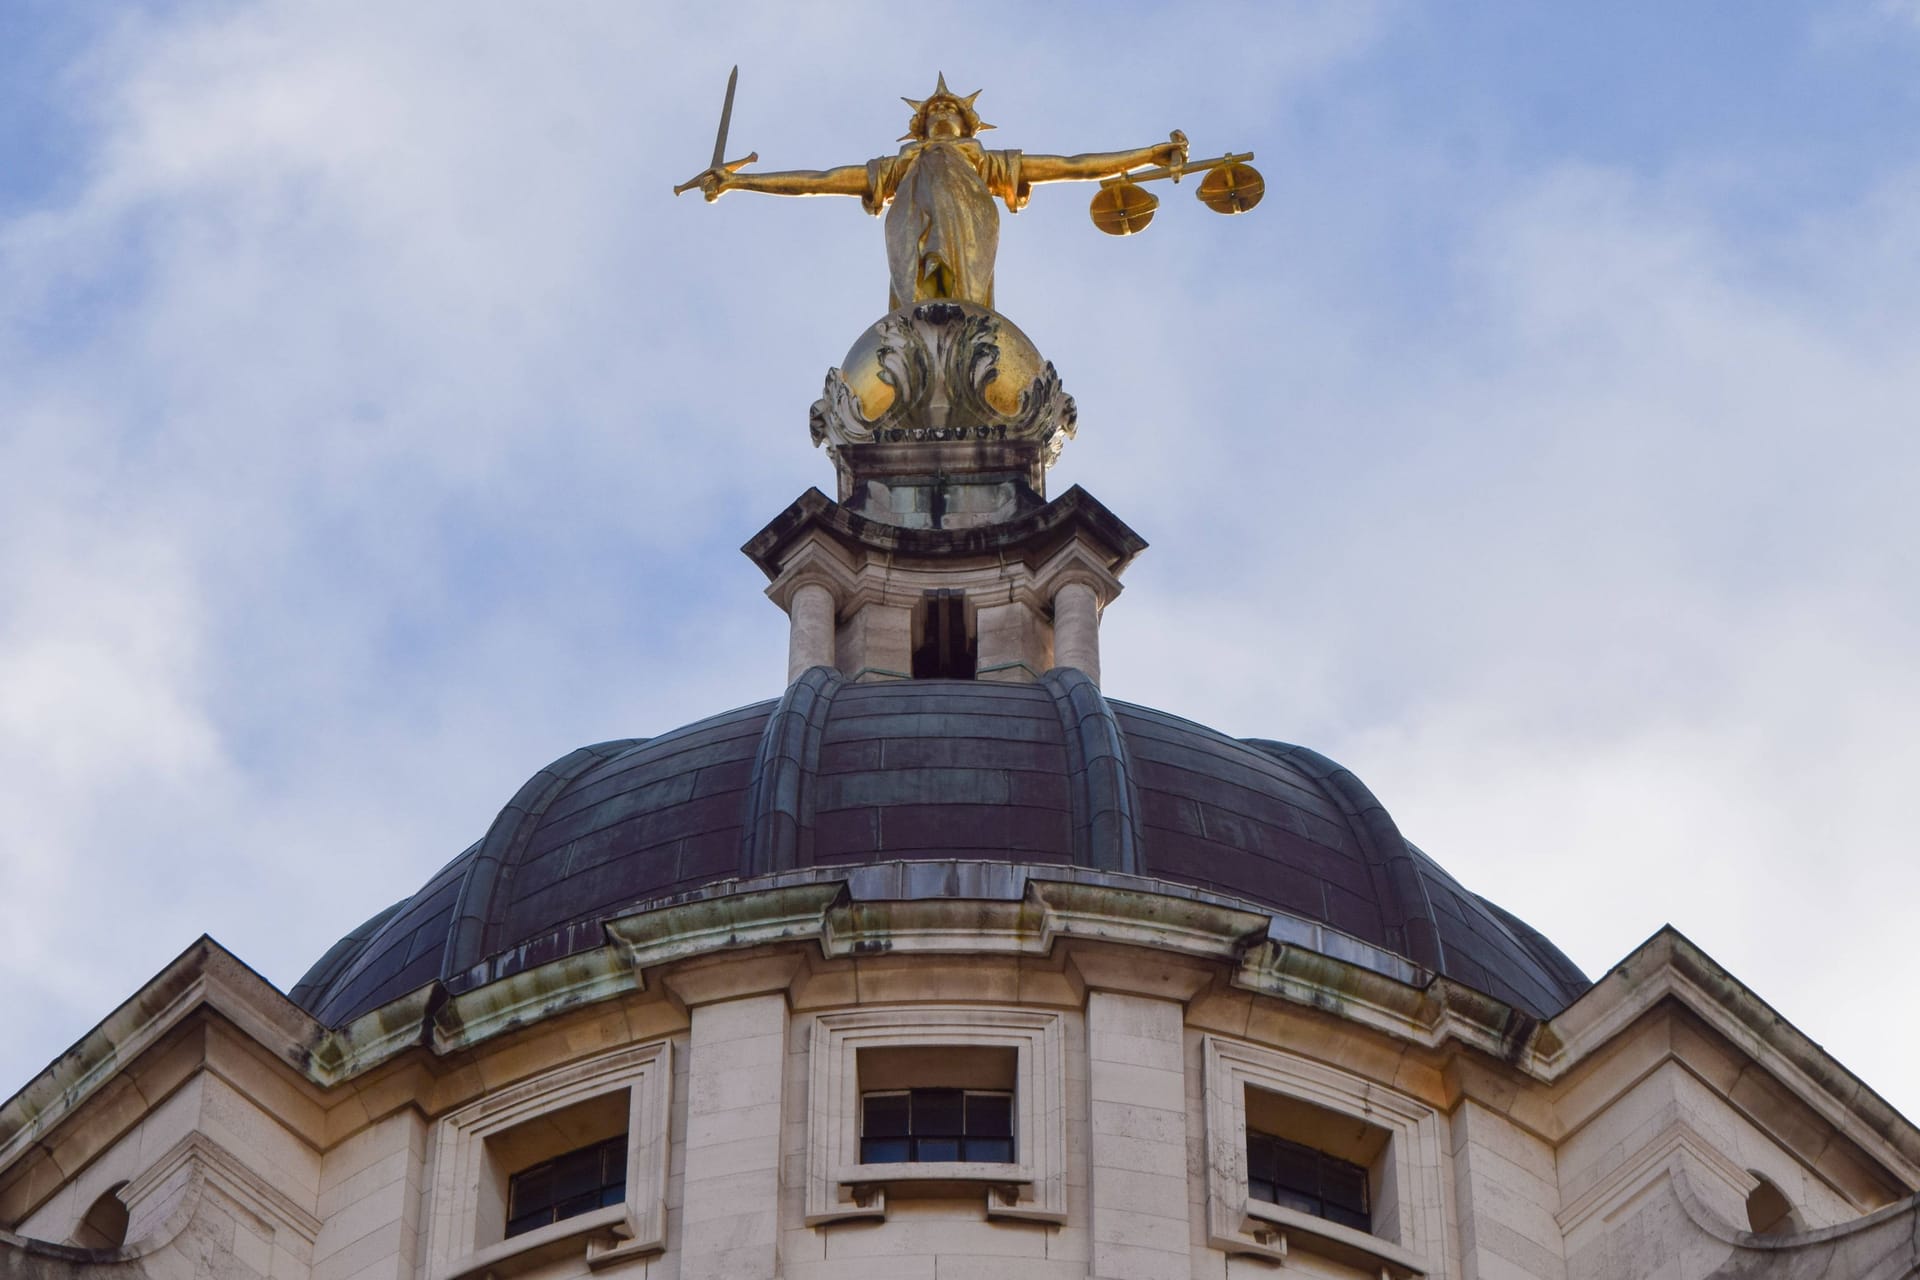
{"left": 2, "top": 1, "right": 1918, "bottom": 1131}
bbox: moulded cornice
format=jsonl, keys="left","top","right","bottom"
{"left": 5, "top": 880, "right": 1918, "bottom": 1223}
{"left": 0, "top": 937, "right": 325, "bottom": 1179}
{"left": 742, "top": 484, "right": 1147, "bottom": 584}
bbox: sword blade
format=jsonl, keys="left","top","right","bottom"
{"left": 709, "top": 65, "right": 738, "bottom": 171}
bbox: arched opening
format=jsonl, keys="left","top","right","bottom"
{"left": 1745, "top": 1173, "right": 1799, "bottom": 1236}
{"left": 72, "top": 1183, "right": 130, "bottom": 1250}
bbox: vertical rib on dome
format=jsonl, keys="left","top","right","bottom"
{"left": 444, "top": 739, "right": 650, "bottom": 980}
{"left": 1041, "top": 667, "right": 1143, "bottom": 874}
{"left": 741, "top": 666, "right": 846, "bottom": 876}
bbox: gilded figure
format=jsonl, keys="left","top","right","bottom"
{"left": 692, "top": 74, "right": 1189, "bottom": 310}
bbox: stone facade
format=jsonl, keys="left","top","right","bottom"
{"left": 4, "top": 888, "right": 1917, "bottom": 1280}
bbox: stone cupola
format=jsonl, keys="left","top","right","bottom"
{"left": 744, "top": 298, "right": 1145, "bottom": 685}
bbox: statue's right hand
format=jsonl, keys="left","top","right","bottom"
{"left": 700, "top": 169, "right": 729, "bottom": 202}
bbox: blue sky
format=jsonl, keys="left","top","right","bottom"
{"left": 3, "top": 1, "right": 1919, "bottom": 1124}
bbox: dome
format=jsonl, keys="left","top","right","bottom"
{"left": 292, "top": 670, "right": 1588, "bottom": 1027}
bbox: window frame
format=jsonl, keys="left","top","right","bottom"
{"left": 859, "top": 1086, "right": 1016, "bottom": 1165}
{"left": 1202, "top": 1036, "right": 1438, "bottom": 1277}
{"left": 424, "top": 1042, "right": 671, "bottom": 1280}
{"left": 805, "top": 1007, "right": 1066, "bottom": 1225}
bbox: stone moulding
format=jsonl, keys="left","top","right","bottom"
{"left": 804, "top": 1006, "right": 1067, "bottom": 1225}
{"left": 0, "top": 1130, "right": 317, "bottom": 1272}
{"left": 7, "top": 889, "right": 1920, "bottom": 1236}
{"left": 1665, "top": 1159, "right": 1920, "bottom": 1276}
{"left": 742, "top": 484, "right": 1147, "bottom": 587}
{"left": 1202, "top": 1036, "right": 1443, "bottom": 1276}
{"left": 422, "top": 1041, "right": 672, "bottom": 1280}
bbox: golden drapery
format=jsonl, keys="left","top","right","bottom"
{"left": 865, "top": 140, "right": 1028, "bottom": 310}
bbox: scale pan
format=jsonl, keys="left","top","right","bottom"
{"left": 1197, "top": 162, "right": 1264, "bottom": 214}
{"left": 1090, "top": 183, "right": 1159, "bottom": 236}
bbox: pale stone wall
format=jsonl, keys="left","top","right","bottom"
{"left": 311, "top": 1113, "right": 422, "bottom": 1280}
{"left": 1449, "top": 1101, "right": 1564, "bottom": 1280}
{"left": 1085, "top": 992, "right": 1188, "bottom": 1279}
{"left": 679, "top": 994, "right": 785, "bottom": 1280}
{"left": 3, "top": 934, "right": 1913, "bottom": 1280}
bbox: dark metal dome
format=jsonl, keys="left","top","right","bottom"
{"left": 292, "top": 670, "right": 1588, "bottom": 1025}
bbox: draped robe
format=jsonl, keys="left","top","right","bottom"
{"left": 864, "top": 139, "right": 1028, "bottom": 310}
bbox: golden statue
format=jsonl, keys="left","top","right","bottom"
{"left": 681, "top": 74, "right": 1195, "bottom": 310}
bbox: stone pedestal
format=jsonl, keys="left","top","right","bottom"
{"left": 744, "top": 486, "right": 1145, "bottom": 687}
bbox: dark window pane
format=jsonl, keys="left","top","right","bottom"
{"left": 913, "top": 1090, "right": 964, "bottom": 1138}
{"left": 915, "top": 1136, "right": 961, "bottom": 1163}
{"left": 553, "top": 1191, "right": 599, "bottom": 1221}
{"left": 508, "top": 1164, "right": 553, "bottom": 1220}
{"left": 1247, "top": 1132, "right": 1279, "bottom": 1182}
{"left": 505, "top": 1133, "right": 630, "bottom": 1239}
{"left": 861, "top": 1136, "right": 910, "bottom": 1164}
{"left": 1268, "top": 1184, "right": 1321, "bottom": 1217}
{"left": 863, "top": 1092, "right": 911, "bottom": 1138}
{"left": 858, "top": 1087, "right": 1017, "bottom": 1164}
{"left": 966, "top": 1093, "right": 1013, "bottom": 1139}
{"left": 553, "top": 1150, "right": 600, "bottom": 1202}
{"left": 1322, "top": 1159, "right": 1369, "bottom": 1216}
{"left": 1271, "top": 1140, "right": 1318, "bottom": 1196}
{"left": 964, "top": 1136, "right": 1014, "bottom": 1163}
{"left": 506, "top": 1210, "right": 549, "bottom": 1237}
{"left": 1244, "top": 1127, "right": 1372, "bottom": 1234}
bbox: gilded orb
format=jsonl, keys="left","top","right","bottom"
{"left": 839, "top": 300, "right": 1045, "bottom": 423}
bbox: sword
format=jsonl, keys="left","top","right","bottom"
{"left": 674, "top": 66, "right": 759, "bottom": 197}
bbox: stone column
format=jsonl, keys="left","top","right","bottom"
{"left": 679, "top": 993, "right": 787, "bottom": 1280}
{"left": 1087, "top": 991, "right": 1191, "bottom": 1279}
{"left": 1052, "top": 580, "right": 1102, "bottom": 686}
{"left": 787, "top": 582, "right": 837, "bottom": 683}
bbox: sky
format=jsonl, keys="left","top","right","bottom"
{"left": 1, "top": 1, "right": 1918, "bottom": 1127}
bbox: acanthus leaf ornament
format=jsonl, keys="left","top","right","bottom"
{"left": 809, "top": 301, "right": 1076, "bottom": 467}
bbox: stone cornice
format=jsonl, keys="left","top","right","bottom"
{"left": 4, "top": 879, "right": 1916, "bottom": 1220}
{"left": 742, "top": 485, "right": 1147, "bottom": 584}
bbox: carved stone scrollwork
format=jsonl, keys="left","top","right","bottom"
{"left": 810, "top": 300, "right": 1078, "bottom": 467}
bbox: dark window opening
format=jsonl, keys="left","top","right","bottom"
{"left": 861, "top": 1088, "right": 1014, "bottom": 1164}
{"left": 505, "top": 1134, "right": 627, "bottom": 1238}
{"left": 1745, "top": 1174, "right": 1800, "bottom": 1236}
{"left": 1247, "top": 1130, "right": 1370, "bottom": 1232}
{"left": 73, "top": 1184, "right": 130, "bottom": 1250}
{"left": 912, "top": 590, "right": 976, "bottom": 679}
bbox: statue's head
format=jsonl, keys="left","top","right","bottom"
{"left": 901, "top": 73, "right": 992, "bottom": 141}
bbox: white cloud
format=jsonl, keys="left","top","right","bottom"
{"left": 3, "top": 1, "right": 1918, "bottom": 1131}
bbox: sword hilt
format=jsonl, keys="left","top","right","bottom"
{"left": 673, "top": 152, "right": 758, "bottom": 197}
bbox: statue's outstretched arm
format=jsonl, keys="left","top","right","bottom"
{"left": 1021, "top": 135, "right": 1187, "bottom": 186}
{"left": 704, "top": 163, "right": 867, "bottom": 201}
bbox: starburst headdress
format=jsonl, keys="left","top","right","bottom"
{"left": 901, "top": 72, "right": 992, "bottom": 141}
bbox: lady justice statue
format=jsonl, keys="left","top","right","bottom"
{"left": 679, "top": 73, "right": 1191, "bottom": 310}
{"left": 676, "top": 71, "right": 1259, "bottom": 490}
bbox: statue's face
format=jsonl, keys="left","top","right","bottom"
{"left": 924, "top": 100, "right": 966, "bottom": 139}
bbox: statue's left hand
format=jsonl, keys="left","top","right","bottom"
{"left": 1156, "top": 130, "right": 1189, "bottom": 175}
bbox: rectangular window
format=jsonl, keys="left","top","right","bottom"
{"left": 859, "top": 1089, "right": 1015, "bottom": 1164}
{"left": 1246, "top": 1130, "right": 1371, "bottom": 1232}
{"left": 808, "top": 1011, "right": 1066, "bottom": 1225}
{"left": 911, "top": 590, "right": 976, "bottom": 678}
{"left": 504, "top": 1134, "right": 628, "bottom": 1239}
